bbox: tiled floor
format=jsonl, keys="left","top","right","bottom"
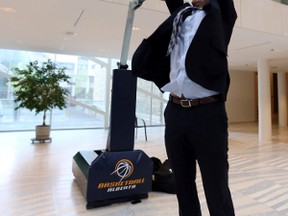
{"left": 1, "top": 123, "right": 288, "bottom": 216}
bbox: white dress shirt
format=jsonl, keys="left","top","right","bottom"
{"left": 161, "top": 7, "right": 218, "bottom": 99}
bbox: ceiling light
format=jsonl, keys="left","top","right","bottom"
{"left": 0, "top": 7, "right": 16, "bottom": 13}
{"left": 64, "top": 31, "right": 78, "bottom": 37}
{"left": 132, "top": 26, "right": 140, "bottom": 31}
{"left": 270, "top": 49, "right": 283, "bottom": 53}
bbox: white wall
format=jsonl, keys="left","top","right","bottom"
{"left": 226, "top": 70, "right": 257, "bottom": 123}
{"left": 234, "top": 0, "right": 288, "bottom": 37}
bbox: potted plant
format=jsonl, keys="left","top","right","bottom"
{"left": 10, "top": 59, "right": 71, "bottom": 142}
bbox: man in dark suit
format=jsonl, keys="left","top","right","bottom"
{"left": 132, "top": 0, "right": 237, "bottom": 215}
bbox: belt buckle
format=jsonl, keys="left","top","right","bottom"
{"left": 180, "top": 99, "right": 192, "bottom": 108}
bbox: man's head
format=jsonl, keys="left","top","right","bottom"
{"left": 191, "top": 0, "right": 209, "bottom": 8}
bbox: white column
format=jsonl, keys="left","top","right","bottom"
{"left": 257, "top": 59, "right": 272, "bottom": 141}
{"left": 277, "top": 72, "right": 287, "bottom": 126}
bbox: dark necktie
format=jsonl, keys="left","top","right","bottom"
{"left": 167, "top": 6, "right": 199, "bottom": 55}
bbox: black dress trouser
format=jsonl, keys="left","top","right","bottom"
{"left": 164, "top": 100, "right": 235, "bottom": 216}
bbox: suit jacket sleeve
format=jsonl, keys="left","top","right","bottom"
{"left": 216, "top": 0, "right": 237, "bottom": 45}
{"left": 165, "top": 0, "right": 183, "bottom": 14}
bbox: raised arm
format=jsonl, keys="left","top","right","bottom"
{"left": 216, "top": 0, "right": 237, "bottom": 44}
{"left": 217, "top": 0, "right": 237, "bottom": 20}
{"left": 165, "top": 0, "right": 184, "bottom": 14}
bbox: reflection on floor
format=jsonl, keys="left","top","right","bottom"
{"left": 1, "top": 122, "right": 288, "bottom": 216}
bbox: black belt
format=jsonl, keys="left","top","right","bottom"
{"left": 169, "top": 94, "right": 220, "bottom": 108}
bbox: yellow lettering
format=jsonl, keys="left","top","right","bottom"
{"left": 98, "top": 178, "right": 145, "bottom": 189}
{"left": 98, "top": 183, "right": 104, "bottom": 189}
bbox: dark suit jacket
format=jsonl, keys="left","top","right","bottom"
{"left": 132, "top": 0, "right": 237, "bottom": 101}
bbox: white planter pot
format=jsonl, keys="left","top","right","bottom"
{"left": 35, "top": 125, "right": 51, "bottom": 140}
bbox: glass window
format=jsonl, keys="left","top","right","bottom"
{"left": 0, "top": 49, "right": 166, "bottom": 131}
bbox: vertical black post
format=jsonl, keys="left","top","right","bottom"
{"left": 72, "top": 0, "right": 152, "bottom": 209}
{"left": 106, "top": 69, "right": 137, "bottom": 152}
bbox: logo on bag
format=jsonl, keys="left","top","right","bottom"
{"left": 97, "top": 158, "right": 145, "bottom": 192}
{"left": 111, "top": 159, "right": 134, "bottom": 181}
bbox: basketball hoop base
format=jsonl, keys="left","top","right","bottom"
{"left": 72, "top": 149, "right": 153, "bottom": 209}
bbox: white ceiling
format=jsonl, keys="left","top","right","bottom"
{"left": 1, "top": 0, "right": 288, "bottom": 73}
